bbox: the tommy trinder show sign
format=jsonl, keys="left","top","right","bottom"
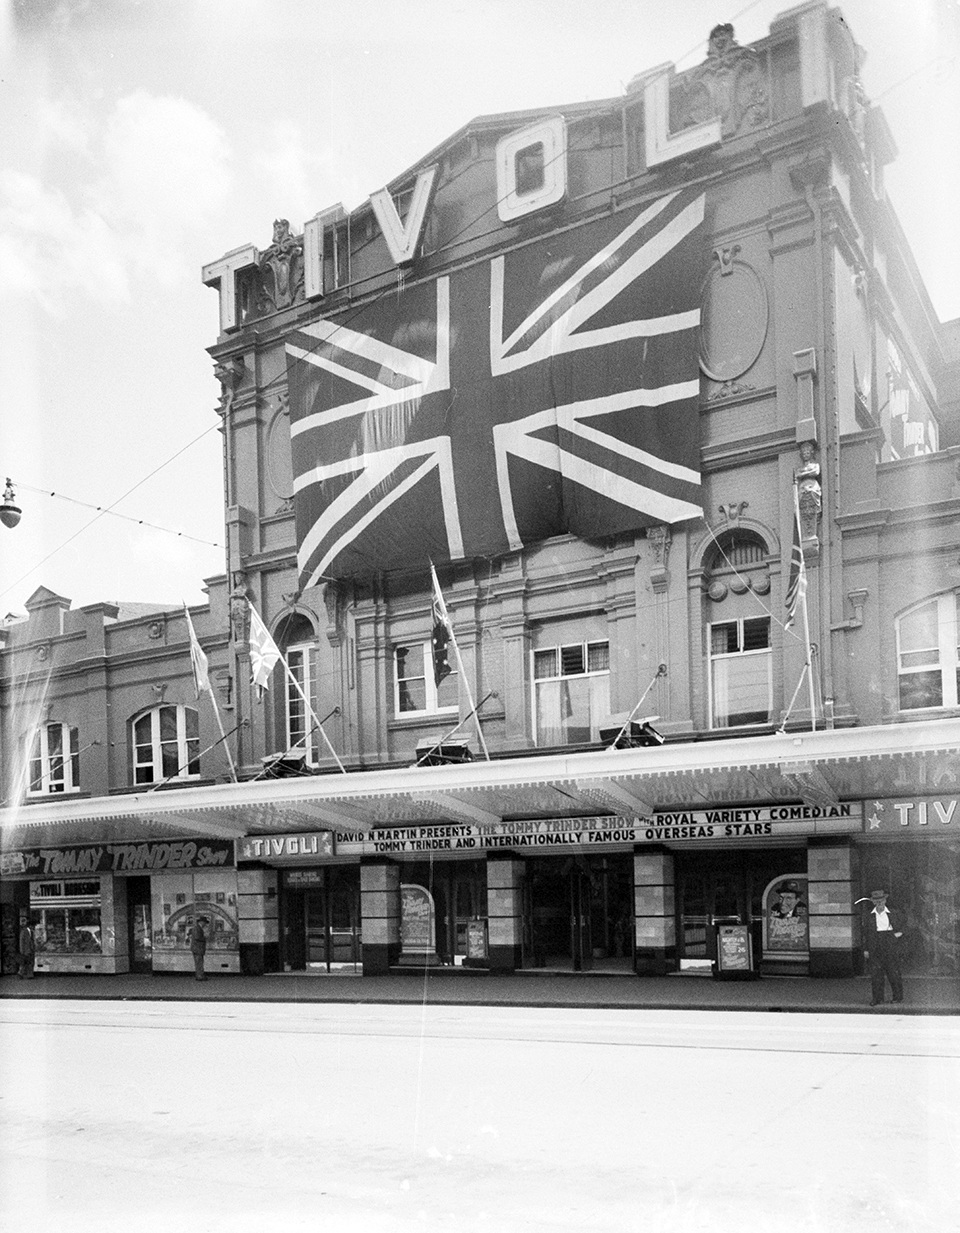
{"left": 0, "top": 840, "right": 235, "bottom": 878}
{"left": 235, "top": 806, "right": 861, "bottom": 864}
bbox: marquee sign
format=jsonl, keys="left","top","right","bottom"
{"left": 287, "top": 189, "right": 705, "bottom": 585}
{"left": 864, "top": 796, "right": 959, "bottom": 837}
{"left": 235, "top": 805, "right": 861, "bottom": 863}
{"left": 0, "top": 840, "right": 234, "bottom": 878}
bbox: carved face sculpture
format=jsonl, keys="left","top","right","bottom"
{"left": 272, "top": 218, "right": 290, "bottom": 246}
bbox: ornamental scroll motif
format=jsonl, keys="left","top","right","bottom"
{"left": 243, "top": 219, "right": 305, "bottom": 321}
{"left": 673, "top": 24, "right": 769, "bottom": 138}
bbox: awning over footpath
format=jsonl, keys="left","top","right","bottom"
{"left": 1, "top": 719, "right": 958, "bottom": 852}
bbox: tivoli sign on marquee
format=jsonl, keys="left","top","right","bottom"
{"left": 235, "top": 805, "right": 862, "bottom": 863}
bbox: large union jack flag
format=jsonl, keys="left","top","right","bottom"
{"left": 287, "top": 189, "right": 705, "bottom": 587}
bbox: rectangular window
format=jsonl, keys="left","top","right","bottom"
{"left": 27, "top": 723, "right": 80, "bottom": 796}
{"left": 286, "top": 644, "right": 318, "bottom": 763}
{"left": 394, "top": 641, "right": 458, "bottom": 716}
{"left": 533, "top": 640, "right": 610, "bottom": 746}
{"left": 897, "top": 593, "right": 960, "bottom": 710}
{"left": 709, "top": 618, "right": 772, "bottom": 727}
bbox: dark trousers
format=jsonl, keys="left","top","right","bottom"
{"left": 192, "top": 950, "right": 207, "bottom": 980}
{"left": 17, "top": 953, "right": 35, "bottom": 979}
{"left": 869, "top": 934, "right": 903, "bottom": 1003}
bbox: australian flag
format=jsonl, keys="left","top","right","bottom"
{"left": 287, "top": 188, "right": 706, "bottom": 588}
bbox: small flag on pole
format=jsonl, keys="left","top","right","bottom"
{"left": 430, "top": 570, "right": 452, "bottom": 688}
{"left": 785, "top": 497, "right": 807, "bottom": 631}
{"left": 248, "top": 602, "right": 282, "bottom": 694}
{"left": 183, "top": 605, "right": 210, "bottom": 698}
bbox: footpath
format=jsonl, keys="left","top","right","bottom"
{"left": 2, "top": 969, "right": 958, "bottom": 1015}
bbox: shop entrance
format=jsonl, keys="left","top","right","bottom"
{"left": 125, "top": 876, "right": 153, "bottom": 974}
{"left": 281, "top": 867, "right": 360, "bottom": 972}
{"left": 676, "top": 849, "right": 806, "bottom": 970}
{"left": 525, "top": 854, "right": 633, "bottom": 972}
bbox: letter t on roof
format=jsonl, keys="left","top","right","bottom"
{"left": 202, "top": 244, "right": 259, "bottom": 332}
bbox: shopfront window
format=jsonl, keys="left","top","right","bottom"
{"left": 896, "top": 592, "right": 960, "bottom": 711}
{"left": 27, "top": 721, "right": 80, "bottom": 796}
{"left": 29, "top": 880, "right": 102, "bottom": 954}
{"left": 709, "top": 617, "right": 771, "bottom": 727}
{"left": 132, "top": 705, "right": 200, "bottom": 784}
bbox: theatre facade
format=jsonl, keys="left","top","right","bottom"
{"left": 2, "top": 4, "right": 959, "bottom": 982}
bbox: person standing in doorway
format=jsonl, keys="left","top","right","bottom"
{"left": 189, "top": 915, "right": 208, "bottom": 982}
{"left": 863, "top": 889, "right": 904, "bottom": 1006}
{"left": 17, "top": 915, "right": 35, "bottom": 980}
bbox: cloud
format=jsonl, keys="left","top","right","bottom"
{"left": 92, "top": 91, "right": 233, "bottom": 284}
{"left": 0, "top": 89, "right": 233, "bottom": 310}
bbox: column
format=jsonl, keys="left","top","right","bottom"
{"left": 486, "top": 855, "right": 525, "bottom": 973}
{"left": 237, "top": 867, "right": 279, "bottom": 974}
{"left": 634, "top": 847, "right": 676, "bottom": 975}
{"left": 361, "top": 858, "right": 400, "bottom": 975}
{"left": 807, "top": 838, "right": 860, "bottom": 977}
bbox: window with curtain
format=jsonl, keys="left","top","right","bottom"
{"left": 394, "top": 641, "right": 458, "bottom": 716}
{"left": 27, "top": 722, "right": 80, "bottom": 796}
{"left": 132, "top": 705, "right": 200, "bottom": 785}
{"left": 896, "top": 592, "right": 960, "bottom": 711}
{"left": 533, "top": 640, "right": 610, "bottom": 746}
{"left": 709, "top": 617, "right": 771, "bottom": 727}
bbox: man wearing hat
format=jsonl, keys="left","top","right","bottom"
{"left": 863, "top": 889, "right": 904, "bottom": 1006}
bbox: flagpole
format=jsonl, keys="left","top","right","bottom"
{"left": 610, "top": 664, "right": 667, "bottom": 749}
{"left": 277, "top": 658, "right": 347, "bottom": 774}
{"left": 246, "top": 601, "right": 346, "bottom": 773}
{"left": 209, "top": 690, "right": 238, "bottom": 782}
{"left": 794, "top": 484, "right": 817, "bottom": 733}
{"left": 431, "top": 563, "right": 490, "bottom": 761}
{"left": 416, "top": 691, "right": 496, "bottom": 766}
{"left": 184, "top": 603, "right": 237, "bottom": 782}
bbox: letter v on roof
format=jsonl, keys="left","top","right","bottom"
{"left": 369, "top": 166, "right": 439, "bottom": 266}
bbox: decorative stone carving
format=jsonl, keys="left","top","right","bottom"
{"left": 214, "top": 669, "right": 233, "bottom": 710}
{"left": 700, "top": 249, "right": 768, "bottom": 383}
{"left": 647, "top": 525, "right": 671, "bottom": 569}
{"left": 213, "top": 355, "right": 245, "bottom": 418}
{"left": 265, "top": 392, "right": 296, "bottom": 504}
{"left": 151, "top": 682, "right": 168, "bottom": 702}
{"left": 257, "top": 219, "right": 304, "bottom": 313}
{"left": 673, "top": 24, "right": 769, "bottom": 138}
{"left": 230, "top": 572, "right": 250, "bottom": 644}
{"left": 147, "top": 617, "right": 165, "bottom": 641}
{"left": 36, "top": 642, "right": 50, "bottom": 662}
{"left": 717, "top": 501, "right": 748, "bottom": 526}
{"left": 795, "top": 440, "right": 822, "bottom": 537}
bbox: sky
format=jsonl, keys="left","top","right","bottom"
{"left": 0, "top": 0, "right": 957, "bottom": 621}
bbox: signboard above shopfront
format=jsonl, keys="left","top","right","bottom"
{"left": 0, "top": 839, "right": 234, "bottom": 878}
{"left": 234, "top": 805, "right": 861, "bottom": 864}
{"left": 864, "top": 796, "right": 959, "bottom": 837}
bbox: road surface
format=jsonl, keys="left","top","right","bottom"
{"left": 1, "top": 999, "right": 958, "bottom": 1231}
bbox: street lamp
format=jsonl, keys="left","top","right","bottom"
{"left": 1, "top": 478, "right": 21, "bottom": 529}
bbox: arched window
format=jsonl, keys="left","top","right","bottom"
{"left": 896, "top": 592, "right": 960, "bottom": 711}
{"left": 132, "top": 705, "right": 200, "bottom": 785}
{"left": 704, "top": 530, "right": 772, "bottom": 729}
{"left": 275, "top": 613, "right": 318, "bottom": 764}
{"left": 27, "top": 722, "right": 80, "bottom": 796}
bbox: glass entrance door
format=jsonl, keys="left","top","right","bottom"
{"left": 125, "top": 876, "right": 153, "bottom": 973}
{"left": 525, "top": 855, "right": 633, "bottom": 971}
{"left": 679, "top": 866, "right": 748, "bottom": 968}
{"left": 282, "top": 867, "right": 360, "bottom": 972}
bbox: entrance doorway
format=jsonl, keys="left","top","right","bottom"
{"left": 281, "top": 867, "right": 360, "bottom": 972}
{"left": 125, "top": 876, "right": 153, "bottom": 974}
{"left": 525, "top": 855, "right": 633, "bottom": 972}
{"left": 676, "top": 849, "right": 806, "bottom": 971}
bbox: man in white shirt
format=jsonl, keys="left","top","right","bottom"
{"left": 863, "top": 888, "right": 904, "bottom": 1006}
